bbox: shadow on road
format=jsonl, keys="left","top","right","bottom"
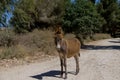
{"left": 82, "top": 45, "right": 120, "bottom": 50}
{"left": 31, "top": 70, "right": 61, "bottom": 80}
{"left": 109, "top": 41, "right": 120, "bottom": 43}
{"left": 30, "top": 70, "right": 76, "bottom": 80}
{"left": 82, "top": 40, "right": 120, "bottom": 50}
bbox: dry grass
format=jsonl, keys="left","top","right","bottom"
{"left": 91, "top": 33, "right": 111, "bottom": 41}
{"left": 0, "top": 29, "right": 56, "bottom": 60}
{"left": 84, "top": 33, "right": 111, "bottom": 43}
{"left": 0, "top": 29, "right": 111, "bottom": 60}
{"left": 0, "top": 30, "right": 17, "bottom": 47}
{"left": 19, "top": 29, "right": 55, "bottom": 55}
{"left": 0, "top": 45, "right": 28, "bottom": 59}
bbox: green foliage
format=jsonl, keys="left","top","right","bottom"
{"left": 10, "top": 0, "right": 35, "bottom": 33}
{"left": 97, "top": 0, "right": 120, "bottom": 33}
{"left": 10, "top": 0, "right": 65, "bottom": 33}
{"left": 89, "top": 0, "right": 96, "bottom": 4}
{"left": 11, "top": 8, "right": 33, "bottom": 33}
{"left": 62, "top": 0, "right": 105, "bottom": 37}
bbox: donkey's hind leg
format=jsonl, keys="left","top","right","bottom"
{"left": 74, "top": 54, "right": 79, "bottom": 75}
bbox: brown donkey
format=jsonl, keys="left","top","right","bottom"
{"left": 54, "top": 26, "right": 80, "bottom": 79}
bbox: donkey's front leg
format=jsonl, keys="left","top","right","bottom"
{"left": 64, "top": 55, "right": 67, "bottom": 79}
{"left": 60, "top": 58, "right": 63, "bottom": 78}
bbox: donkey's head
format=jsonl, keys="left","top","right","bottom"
{"left": 54, "top": 25, "right": 64, "bottom": 49}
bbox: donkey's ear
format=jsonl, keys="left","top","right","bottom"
{"left": 55, "top": 25, "right": 62, "bottom": 34}
{"left": 57, "top": 25, "right": 62, "bottom": 31}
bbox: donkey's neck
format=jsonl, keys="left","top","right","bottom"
{"left": 60, "top": 38, "right": 67, "bottom": 52}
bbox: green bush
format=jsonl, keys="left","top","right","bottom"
{"left": 62, "top": 0, "right": 105, "bottom": 37}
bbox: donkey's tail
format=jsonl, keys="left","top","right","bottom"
{"left": 79, "top": 51, "right": 80, "bottom": 57}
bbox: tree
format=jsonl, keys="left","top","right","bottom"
{"left": 10, "top": 0, "right": 65, "bottom": 33}
{"left": 10, "top": 0, "right": 36, "bottom": 33}
{"left": 89, "top": 0, "right": 96, "bottom": 4}
{"left": 97, "top": 0, "right": 120, "bottom": 34}
{"left": 62, "top": 0, "right": 105, "bottom": 38}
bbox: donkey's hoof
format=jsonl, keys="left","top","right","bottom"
{"left": 75, "top": 71, "right": 79, "bottom": 75}
{"left": 60, "top": 75, "right": 63, "bottom": 78}
{"left": 64, "top": 76, "right": 67, "bottom": 79}
{"left": 75, "top": 73, "right": 78, "bottom": 75}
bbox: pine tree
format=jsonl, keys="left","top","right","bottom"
{"left": 97, "top": 0, "right": 120, "bottom": 35}
{"left": 89, "top": 0, "right": 95, "bottom": 4}
{"left": 10, "top": 0, "right": 65, "bottom": 33}
{"left": 62, "top": 0, "right": 105, "bottom": 37}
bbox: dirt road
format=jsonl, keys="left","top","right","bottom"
{"left": 0, "top": 38, "right": 120, "bottom": 80}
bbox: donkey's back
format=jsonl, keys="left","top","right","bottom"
{"left": 64, "top": 38, "right": 80, "bottom": 58}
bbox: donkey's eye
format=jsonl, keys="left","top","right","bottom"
{"left": 58, "top": 38, "right": 62, "bottom": 41}
{"left": 57, "top": 39, "right": 59, "bottom": 41}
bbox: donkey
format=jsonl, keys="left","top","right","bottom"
{"left": 54, "top": 26, "right": 81, "bottom": 79}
